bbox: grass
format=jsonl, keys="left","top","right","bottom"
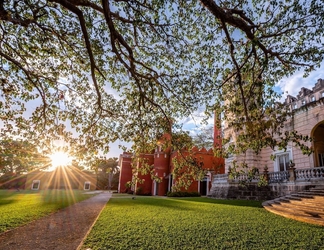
{"left": 82, "top": 194, "right": 324, "bottom": 250}
{"left": 0, "top": 189, "right": 95, "bottom": 233}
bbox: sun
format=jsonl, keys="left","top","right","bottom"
{"left": 49, "top": 151, "right": 72, "bottom": 168}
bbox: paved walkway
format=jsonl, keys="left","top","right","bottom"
{"left": 0, "top": 191, "right": 112, "bottom": 250}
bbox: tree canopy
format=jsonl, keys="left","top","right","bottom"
{"left": 0, "top": 140, "right": 50, "bottom": 174}
{"left": 0, "top": 0, "right": 323, "bottom": 160}
{"left": 93, "top": 156, "right": 119, "bottom": 189}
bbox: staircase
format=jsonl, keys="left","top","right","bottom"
{"left": 262, "top": 185, "right": 324, "bottom": 226}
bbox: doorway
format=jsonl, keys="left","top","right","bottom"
{"left": 312, "top": 122, "right": 324, "bottom": 167}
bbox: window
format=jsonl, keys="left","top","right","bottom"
{"left": 311, "top": 96, "right": 316, "bottom": 102}
{"left": 31, "top": 180, "right": 40, "bottom": 190}
{"left": 273, "top": 150, "right": 292, "bottom": 172}
{"left": 301, "top": 100, "right": 306, "bottom": 105}
{"left": 277, "top": 153, "right": 290, "bottom": 171}
{"left": 293, "top": 103, "right": 298, "bottom": 109}
{"left": 319, "top": 154, "right": 324, "bottom": 167}
{"left": 84, "top": 181, "right": 91, "bottom": 190}
{"left": 321, "top": 92, "right": 324, "bottom": 98}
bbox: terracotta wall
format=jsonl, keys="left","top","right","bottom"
{"left": 25, "top": 168, "right": 97, "bottom": 191}
{"left": 118, "top": 153, "right": 133, "bottom": 193}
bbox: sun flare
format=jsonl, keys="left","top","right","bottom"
{"left": 49, "top": 151, "right": 72, "bottom": 168}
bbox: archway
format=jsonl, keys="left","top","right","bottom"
{"left": 312, "top": 121, "right": 324, "bottom": 167}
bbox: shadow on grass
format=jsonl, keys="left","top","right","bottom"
{"left": 111, "top": 194, "right": 263, "bottom": 210}
{"left": 0, "top": 189, "right": 39, "bottom": 205}
{"left": 0, "top": 199, "right": 18, "bottom": 205}
{"left": 174, "top": 197, "right": 263, "bottom": 208}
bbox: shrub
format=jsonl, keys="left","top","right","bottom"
{"left": 167, "top": 191, "right": 201, "bottom": 197}
{"left": 135, "top": 187, "right": 151, "bottom": 196}
{"left": 135, "top": 187, "right": 143, "bottom": 195}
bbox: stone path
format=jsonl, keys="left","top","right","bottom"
{"left": 0, "top": 191, "right": 112, "bottom": 250}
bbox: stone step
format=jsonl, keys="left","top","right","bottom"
{"left": 290, "top": 193, "right": 316, "bottom": 199}
{"left": 298, "top": 191, "right": 324, "bottom": 196}
{"left": 262, "top": 184, "right": 324, "bottom": 226}
{"left": 278, "top": 201, "right": 324, "bottom": 217}
{"left": 269, "top": 203, "right": 323, "bottom": 218}
{"left": 263, "top": 204, "right": 324, "bottom": 226}
{"left": 288, "top": 196, "right": 324, "bottom": 205}
{"left": 289, "top": 193, "right": 324, "bottom": 199}
{"left": 310, "top": 185, "right": 324, "bottom": 191}
{"left": 305, "top": 189, "right": 324, "bottom": 195}
{"left": 284, "top": 195, "right": 302, "bottom": 201}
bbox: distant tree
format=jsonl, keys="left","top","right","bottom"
{"left": 171, "top": 131, "right": 194, "bottom": 151}
{"left": 94, "top": 157, "right": 119, "bottom": 190}
{"left": 111, "top": 168, "right": 120, "bottom": 190}
{"left": 0, "top": 140, "right": 50, "bottom": 174}
{"left": 192, "top": 127, "right": 214, "bottom": 149}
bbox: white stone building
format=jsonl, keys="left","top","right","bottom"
{"left": 225, "top": 78, "right": 324, "bottom": 172}
{"left": 210, "top": 79, "right": 324, "bottom": 199}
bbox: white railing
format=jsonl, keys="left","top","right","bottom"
{"left": 233, "top": 173, "right": 260, "bottom": 182}
{"left": 213, "top": 174, "right": 228, "bottom": 183}
{"left": 295, "top": 166, "right": 324, "bottom": 181}
{"left": 213, "top": 167, "right": 324, "bottom": 184}
{"left": 268, "top": 171, "right": 289, "bottom": 183}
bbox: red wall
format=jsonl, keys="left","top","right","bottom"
{"left": 170, "top": 147, "right": 224, "bottom": 193}
{"left": 119, "top": 122, "right": 225, "bottom": 195}
{"left": 118, "top": 153, "right": 133, "bottom": 193}
{"left": 136, "top": 154, "right": 154, "bottom": 195}
{"left": 153, "top": 152, "right": 170, "bottom": 196}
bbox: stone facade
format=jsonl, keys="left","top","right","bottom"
{"left": 224, "top": 78, "right": 324, "bottom": 173}
{"left": 210, "top": 78, "right": 324, "bottom": 200}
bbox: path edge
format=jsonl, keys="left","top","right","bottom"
{"left": 76, "top": 192, "right": 112, "bottom": 250}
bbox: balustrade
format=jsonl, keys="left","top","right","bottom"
{"left": 213, "top": 173, "right": 228, "bottom": 183}
{"left": 268, "top": 171, "right": 289, "bottom": 183}
{"left": 295, "top": 166, "right": 324, "bottom": 181}
{"left": 213, "top": 167, "right": 324, "bottom": 184}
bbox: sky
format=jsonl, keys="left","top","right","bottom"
{"left": 276, "top": 64, "right": 324, "bottom": 99}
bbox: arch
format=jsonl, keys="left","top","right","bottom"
{"left": 311, "top": 121, "right": 324, "bottom": 167}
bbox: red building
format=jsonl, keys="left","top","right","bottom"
{"left": 118, "top": 124, "right": 224, "bottom": 196}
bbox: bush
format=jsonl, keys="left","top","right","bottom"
{"left": 135, "top": 187, "right": 151, "bottom": 196}
{"left": 135, "top": 187, "right": 143, "bottom": 195}
{"left": 127, "top": 189, "right": 134, "bottom": 195}
{"left": 167, "top": 191, "right": 201, "bottom": 197}
{"left": 0, "top": 174, "right": 26, "bottom": 189}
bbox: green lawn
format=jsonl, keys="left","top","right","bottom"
{"left": 0, "top": 189, "right": 94, "bottom": 233}
{"left": 82, "top": 195, "right": 324, "bottom": 250}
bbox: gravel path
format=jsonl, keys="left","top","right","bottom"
{"left": 0, "top": 191, "right": 111, "bottom": 250}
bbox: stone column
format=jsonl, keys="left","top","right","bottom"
{"left": 288, "top": 167, "right": 296, "bottom": 182}
{"left": 263, "top": 170, "right": 269, "bottom": 182}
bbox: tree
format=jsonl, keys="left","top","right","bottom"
{"left": 192, "top": 126, "right": 214, "bottom": 149}
{"left": 0, "top": 139, "right": 50, "bottom": 174}
{"left": 94, "top": 157, "right": 119, "bottom": 190}
{"left": 0, "top": 1, "right": 323, "bottom": 163}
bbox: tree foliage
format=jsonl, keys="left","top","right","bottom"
{"left": 192, "top": 126, "right": 214, "bottom": 149}
{"left": 0, "top": 139, "right": 50, "bottom": 174}
{"left": 0, "top": 0, "right": 323, "bottom": 161}
{"left": 93, "top": 156, "right": 119, "bottom": 189}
